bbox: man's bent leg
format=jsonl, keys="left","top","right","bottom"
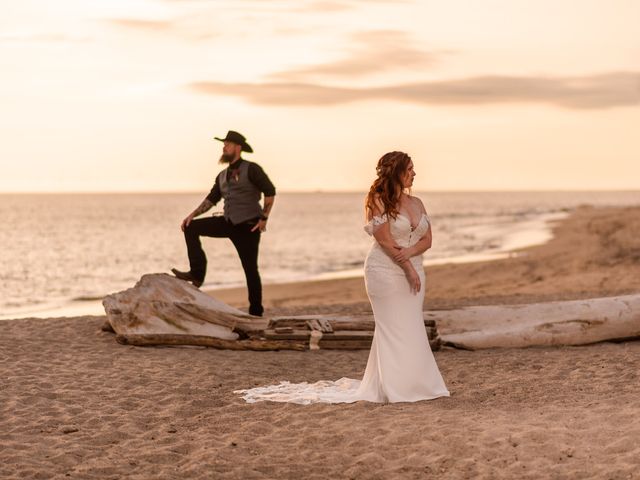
{"left": 183, "top": 216, "right": 233, "bottom": 284}
{"left": 231, "top": 225, "right": 263, "bottom": 316}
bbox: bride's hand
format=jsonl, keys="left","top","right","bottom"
{"left": 392, "top": 246, "right": 412, "bottom": 264}
{"left": 404, "top": 266, "right": 421, "bottom": 294}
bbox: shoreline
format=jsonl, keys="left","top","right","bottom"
{"left": 0, "top": 210, "right": 567, "bottom": 321}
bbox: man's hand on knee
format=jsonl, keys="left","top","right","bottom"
{"left": 181, "top": 214, "right": 195, "bottom": 232}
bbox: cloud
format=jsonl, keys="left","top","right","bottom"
{"left": 302, "top": 0, "right": 413, "bottom": 9}
{"left": 104, "top": 17, "right": 222, "bottom": 41}
{"left": 192, "top": 81, "right": 360, "bottom": 105}
{"left": 190, "top": 72, "right": 640, "bottom": 109}
{"left": 160, "top": 0, "right": 410, "bottom": 8}
{"left": 271, "top": 30, "right": 441, "bottom": 80}
{"left": 305, "top": 1, "right": 353, "bottom": 12}
{"left": 0, "top": 33, "right": 91, "bottom": 43}
{"left": 106, "top": 18, "right": 175, "bottom": 32}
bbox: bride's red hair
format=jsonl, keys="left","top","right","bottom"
{"left": 365, "top": 151, "right": 411, "bottom": 219}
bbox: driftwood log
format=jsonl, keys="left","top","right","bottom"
{"left": 103, "top": 273, "right": 268, "bottom": 341}
{"left": 434, "top": 294, "right": 640, "bottom": 350}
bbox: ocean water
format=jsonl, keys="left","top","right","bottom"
{"left": 1, "top": 191, "right": 639, "bottom": 319}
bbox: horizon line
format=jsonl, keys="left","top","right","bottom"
{"left": 1, "top": 188, "right": 639, "bottom": 195}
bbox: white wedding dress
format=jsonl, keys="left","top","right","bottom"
{"left": 235, "top": 205, "right": 450, "bottom": 404}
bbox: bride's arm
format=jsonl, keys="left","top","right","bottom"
{"left": 368, "top": 195, "right": 403, "bottom": 258}
{"left": 393, "top": 226, "right": 432, "bottom": 263}
{"left": 410, "top": 196, "right": 433, "bottom": 256}
{"left": 400, "top": 261, "right": 421, "bottom": 294}
{"left": 414, "top": 227, "right": 433, "bottom": 255}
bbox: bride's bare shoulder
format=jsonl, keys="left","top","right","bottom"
{"left": 365, "top": 193, "right": 385, "bottom": 219}
{"left": 408, "top": 195, "right": 427, "bottom": 213}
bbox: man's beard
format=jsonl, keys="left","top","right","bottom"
{"left": 219, "top": 153, "right": 235, "bottom": 164}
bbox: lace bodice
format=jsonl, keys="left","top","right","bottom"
{"left": 364, "top": 213, "right": 430, "bottom": 247}
{"left": 364, "top": 212, "right": 430, "bottom": 272}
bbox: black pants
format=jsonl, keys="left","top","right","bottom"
{"left": 184, "top": 216, "right": 263, "bottom": 316}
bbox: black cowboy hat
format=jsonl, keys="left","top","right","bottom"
{"left": 214, "top": 130, "right": 253, "bottom": 153}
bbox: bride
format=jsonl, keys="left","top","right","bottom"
{"left": 236, "top": 151, "right": 450, "bottom": 404}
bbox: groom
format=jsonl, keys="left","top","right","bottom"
{"left": 172, "top": 130, "right": 276, "bottom": 317}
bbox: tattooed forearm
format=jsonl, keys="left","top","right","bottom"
{"left": 262, "top": 196, "right": 275, "bottom": 217}
{"left": 192, "top": 199, "right": 213, "bottom": 217}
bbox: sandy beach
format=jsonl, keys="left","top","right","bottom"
{"left": 2, "top": 205, "right": 640, "bottom": 479}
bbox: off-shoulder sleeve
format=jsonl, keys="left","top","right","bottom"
{"left": 364, "top": 214, "right": 388, "bottom": 236}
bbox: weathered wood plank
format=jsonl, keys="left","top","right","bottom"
{"left": 262, "top": 329, "right": 374, "bottom": 341}
{"left": 116, "top": 334, "right": 307, "bottom": 351}
{"left": 318, "top": 340, "right": 374, "bottom": 350}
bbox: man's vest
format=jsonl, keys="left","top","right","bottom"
{"left": 217, "top": 161, "right": 263, "bottom": 225}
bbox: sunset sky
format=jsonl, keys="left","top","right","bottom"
{"left": 1, "top": 0, "right": 639, "bottom": 192}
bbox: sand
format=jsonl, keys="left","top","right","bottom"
{"left": 1, "top": 205, "right": 640, "bottom": 479}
